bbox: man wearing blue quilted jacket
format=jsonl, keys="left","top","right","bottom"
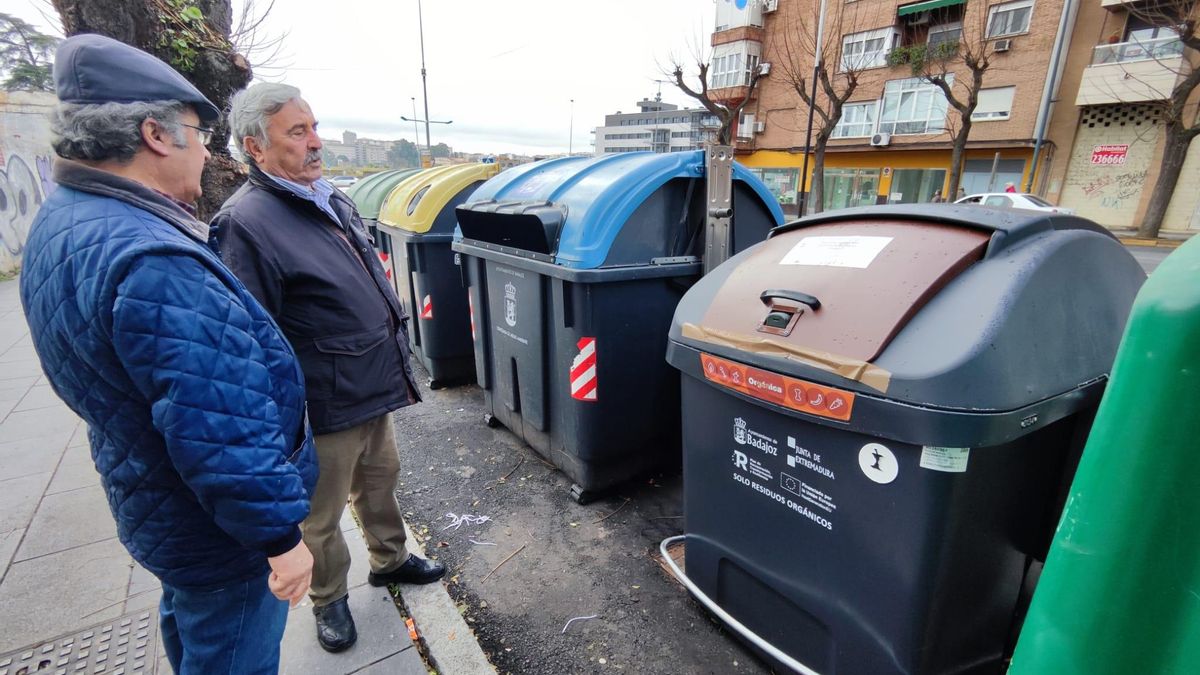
{"left": 19, "top": 35, "right": 316, "bottom": 674}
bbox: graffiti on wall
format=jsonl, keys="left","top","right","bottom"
{"left": 0, "top": 154, "right": 52, "bottom": 262}
{"left": 1077, "top": 170, "right": 1148, "bottom": 211}
{"left": 0, "top": 91, "right": 57, "bottom": 274}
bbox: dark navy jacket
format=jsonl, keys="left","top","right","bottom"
{"left": 20, "top": 160, "right": 316, "bottom": 590}
{"left": 211, "top": 166, "right": 420, "bottom": 435}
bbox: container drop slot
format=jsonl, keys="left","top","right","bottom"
{"left": 456, "top": 200, "right": 568, "bottom": 255}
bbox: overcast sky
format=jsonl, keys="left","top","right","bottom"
{"left": 1, "top": 0, "right": 722, "bottom": 155}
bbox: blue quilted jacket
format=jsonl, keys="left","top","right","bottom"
{"left": 20, "top": 160, "right": 317, "bottom": 590}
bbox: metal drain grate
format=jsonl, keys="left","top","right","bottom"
{"left": 0, "top": 609, "right": 158, "bottom": 675}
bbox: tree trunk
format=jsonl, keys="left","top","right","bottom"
{"left": 810, "top": 132, "right": 831, "bottom": 215}
{"left": 53, "top": 0, "right": 252, "bottom": 220}
{"left": 947, "top": 119, "right": 971, "bottom": 198}
{"left": 1138, "top": 122, "right": 1191, "bottom": 238}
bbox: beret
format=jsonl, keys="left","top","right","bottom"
{"left": 54, "top": 33, "right": 220, "bottom": 122}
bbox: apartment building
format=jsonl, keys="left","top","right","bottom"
{"left": 322, "top": 131, "right": 393, "bottom": 167}
{"left": 715, "top": 0, "right": 1200, "bottom": 234}
{"left": 593, "top": 97, "right": 721, "bottom": 155}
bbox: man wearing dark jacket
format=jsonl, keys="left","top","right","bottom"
{"left": 213, "top": 82, "right": 445, "bottom": 653}
{"left": 20, "top": 36, "right": 315, "bottom": 674}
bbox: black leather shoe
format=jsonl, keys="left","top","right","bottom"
{"left": 368, "top": 554, "right": 447, "bottom": 586}
{"left": 313, "top": 595, "right": 357, "bottom": 653}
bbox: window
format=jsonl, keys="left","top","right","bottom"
{"left": 877, "top": 77, "right": 951, "bottom": 135}
{"left": 928, "top": 22, "right": 963, "bottom": 48}
{"left": 972, "top": 86, "right": 1015, "bottom": 121}
{"left": 841, "top": 27, "right": 896, "bottom": 71}
{"left": 833, "top": 101, "right": 878, "bottom": 138}
{"left": 715, "top": 0, "right": 764, "bottom": 31}
{"left": 983, "top": 195, "right": 1014, "bottom": 207}
{"left": 749, "top": 168, "right": 800, "bottom": 207}
{"left": 987, "top": 0, "right": 1033, "bottom": 38}
{"left": 710, "top": 41, "right": 762, "bottom": 88}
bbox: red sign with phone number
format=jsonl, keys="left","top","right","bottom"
{"left": 699, "top": 353, "right": 856, "bottom": 422}
{"left": 1091, "top": 145, "right": 1129, "bottom": 165}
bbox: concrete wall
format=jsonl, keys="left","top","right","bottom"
{"left": 1059, "top": 103, "right": 1161, "bottom": 228}
{"left": 0, "top": 91, "right": 56, "bottom": 276}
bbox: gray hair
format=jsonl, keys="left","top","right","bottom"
{"left": 229, "top": 82, "right": 302, "bottom": 160}
{"left": 51, "top": 100, "right": 189, "bottom": 163}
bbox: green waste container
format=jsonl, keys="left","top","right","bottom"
{"left": 1010, "top": 236, "right": 1200, "bottom": 674}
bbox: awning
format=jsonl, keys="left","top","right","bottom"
{"left": 897, "top": 0, "right": 964, "bottom": 16}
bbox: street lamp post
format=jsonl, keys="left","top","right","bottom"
{"left": 410, "top": 97, "right": 420, "bottom": 144}
{"left": 417, "top": 0, "right": 433, "bottom": 159}
{"left": 569, "top": 99, "right": 575, "bottom": 156}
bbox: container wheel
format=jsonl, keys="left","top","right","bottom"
{"left": 570, "top": 484, "right": 598, "bottom": 505}
{"left": 484, "top": 413, "right": 501, "bottom": 428}
{"left": 428, "top": 378, "right": 446, "bottom": 390}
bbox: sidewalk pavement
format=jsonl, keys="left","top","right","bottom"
{"left": 0, "top": 277, "right": 492, "bottom": 675}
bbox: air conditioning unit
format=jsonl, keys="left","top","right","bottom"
{"left": 755, "top": 121, "right": 766, "bottom": 133}
{"left": 763, "top": 0, "right": 779, "bottom": 12}
{"left": 993, "top": 38, "right": 1012, "bottom": 52}
{"left": 758, "top": 62, "right": 772, "bottom": 76}
{"left": 870, "top": 132, "right": 892, "bottom": 147}
{"left": 738, "top": 114, "right": 756, "bottom": 140}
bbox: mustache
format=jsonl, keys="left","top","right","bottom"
{"left": 305, "top": 150, "right": 322, "bottom": 164}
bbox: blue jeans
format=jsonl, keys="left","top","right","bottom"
{"left": 159, "top": 573, "right": 289, "bottom": 674}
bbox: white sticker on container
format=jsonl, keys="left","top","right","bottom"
{"left": 779, "top": 236, "right": 893, "bottom": 268}
{"left": 858, "top": 443, "right": 898, "bottom": 484}
{"left": 919, "top": 446, "right": 971, "bottom": 473}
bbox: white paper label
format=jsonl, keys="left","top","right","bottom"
{"left": 920, "top": 446, "right": 970, "bottom": 473}
{"left": 779, "top": 236, "right": 892, "bottom": 269}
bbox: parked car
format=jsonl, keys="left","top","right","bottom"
{"left": 955, "top": 192, "right": 1075, "bottom": 214}
{"left": 329, "top": 175, "right": 358, "bottom": 189}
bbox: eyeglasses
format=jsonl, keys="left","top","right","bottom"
{"left": 179, "top": 123, "right": 214, "bottom": 146}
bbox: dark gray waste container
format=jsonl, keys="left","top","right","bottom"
{"left": 662, "top": 205, "right": 1146, "bottom": 675}
{"left": 376, "top": 163, "right": 500, "bottom": 388}
{"left": 453, "top": 150, "right": 784, "bottom": 502}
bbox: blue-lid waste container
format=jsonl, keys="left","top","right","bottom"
{"left": 346, "top": 169, "right": 420, "bottom": 294}
{"left": 452, "top": 150, "right": 784, "bottom": 502}
{"left": 660, "top": 205, "right": 1146, "bottom": 675}
{"left": 375, "top": 163, "right": 500, "bottom": 387}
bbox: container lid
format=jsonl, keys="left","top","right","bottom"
{"left": 669, "top": 205, "right": 1146, "bottom": 412}
{"left": 456, "top": 150, "right": 785, "bottom": 269}
{"left": 378, "top": 163, "right": 500, "bottom": 233}
{"left": 697, "top": 219, "right": 989, "bottom": 363}
{"left": 346, "top": 169, "right": 421, "bottom": 219}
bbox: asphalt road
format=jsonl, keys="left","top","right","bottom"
{"left": 392, "top": 378, "right": 771, "bottom": 675}
{"left": 1126, "top": 245, "right": 1172, "bottom": 275}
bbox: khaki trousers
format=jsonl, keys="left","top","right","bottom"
{"left": 302, "top": 414, "right": 409, "bottom": 606}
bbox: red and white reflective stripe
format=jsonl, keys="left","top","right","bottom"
{"left": 468, "top": 293, "right": 476, "bottom": 340}
{"left": 378, "top": 251, "right": 392, "bottom": 280}
{"left": 420, "top": 294, "right": 433, "bottom": 319}
{"left": 570, "top": 337, "right": 597, "bottom": 402}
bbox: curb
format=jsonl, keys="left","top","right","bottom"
{"left": 1117, "top": 236, "right": 1186, "bottom": 249}
{"left": 399, "top": 522, "right": 496, "bottom": 675}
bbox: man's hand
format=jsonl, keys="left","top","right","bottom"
{"left": 268, "top": 540, "right": 313, "bottom": 606}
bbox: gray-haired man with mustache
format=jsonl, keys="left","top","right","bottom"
{"left": 211, "top": 83, "right": 445, "bottom": 654}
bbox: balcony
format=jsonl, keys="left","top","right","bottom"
{"left": 1076, "top": 36, "right": 1188, "bottom": 106}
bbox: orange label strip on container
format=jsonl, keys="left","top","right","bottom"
{"left": 699, "top": 353, "right": 856, "bottom": 422}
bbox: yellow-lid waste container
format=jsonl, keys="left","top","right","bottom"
{"left": 376, "top": 162, "right": 499, "bottom": 387}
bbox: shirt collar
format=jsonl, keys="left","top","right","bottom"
{"left": 262, "top": 171, "right": 340, "bottom": 225}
